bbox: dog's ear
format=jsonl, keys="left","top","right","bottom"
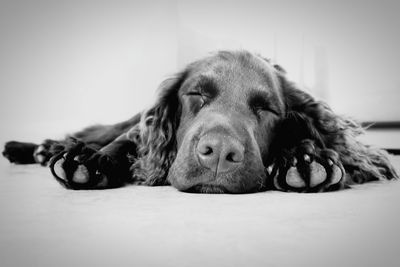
{"left": 275, "top": 71, "right": 360, "bottom": 150}
{"left": 274, "top": 70, "right": 398, "bottom": 182}
{"left": 130, "top": 72, "right": 187, "bottom": 185}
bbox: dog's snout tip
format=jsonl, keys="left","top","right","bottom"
{"left": 196, "top": 134, "right": 244, "bottom": 173}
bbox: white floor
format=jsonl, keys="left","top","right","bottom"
{"left": 0, "top": 157, "right": 399, "bottom": 267}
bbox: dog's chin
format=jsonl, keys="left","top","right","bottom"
{"left": 185, "top": 184, "right": 228, "bottom": 194}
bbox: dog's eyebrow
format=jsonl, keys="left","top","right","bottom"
{"left": 195, "top": 76, "right": 219, "bottom": 97}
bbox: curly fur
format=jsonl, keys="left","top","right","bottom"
{"left": 278, "top": 73, "right": 398, "bottom": 184}
{"left": 130, "top": 73, "right": 187, "bottom": 185}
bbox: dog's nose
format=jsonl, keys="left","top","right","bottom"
{"left": 197, "top": 134, "right": 244, "bottom": 174}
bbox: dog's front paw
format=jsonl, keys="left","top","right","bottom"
{"left": 50, "top": 141, "right": 126, "bottom": 189}
{"left": 270, "top": 140, "right": 346, "bottom": 192}
{"left": 33, "top": 139, "right": 60, "bottom": 166}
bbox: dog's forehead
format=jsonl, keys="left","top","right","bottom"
{"left": 183, "top": 51, "right": 281, "bottom": 96}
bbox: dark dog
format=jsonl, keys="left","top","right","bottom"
{"left": 3, "top": 51, "right": 398, "bottom": 193}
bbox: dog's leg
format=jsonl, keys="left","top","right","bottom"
{"left": 2, "top": 114, "right": 141, "bottom": 167}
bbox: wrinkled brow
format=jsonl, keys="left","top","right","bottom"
{"left": 197, "top": 75, "right": 219, "bottom": 97}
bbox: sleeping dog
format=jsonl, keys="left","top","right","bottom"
{"left": 3, "top": 50, "right": 398, "bottom": 193}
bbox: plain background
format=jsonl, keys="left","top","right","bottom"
{"left": 1, "top": 2, "right": 400, "bottom": 267}
{"left": 0, "top": 0, "right": 400, "bottom": 145}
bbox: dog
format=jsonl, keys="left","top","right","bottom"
{"left": 3, "top": 50, "right": 398, "bottom": 193}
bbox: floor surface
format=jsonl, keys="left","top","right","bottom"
{"left": 0, "top": 156, "right": 400, "bottom": 267}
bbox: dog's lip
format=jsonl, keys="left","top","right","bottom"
{"left": 185, "top": 183, "right": 229, "bottom": 194}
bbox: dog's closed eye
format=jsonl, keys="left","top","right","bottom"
{"left": 248, "top": 92, "right": 280, "bottom": 117}
{"left": 185, "top": 91, "right": 207, "bottom": 113}
{"left": 184, "top": 80, "right": 218, "bottom": 112}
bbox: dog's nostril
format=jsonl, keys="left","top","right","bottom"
{"left": 199, "top": 145, "right": 213, "bottom": 156}
{"left": 226, "top": 152, "right": 242, "bottom": 163}
{"left": 204, "top": 146, "right": 213, "bottom": 155}
{"left": 226, "top": 152, "right": 235, "bottom": 162}
{"left": 225, "top": 148, "right": 244, "bottom": 163}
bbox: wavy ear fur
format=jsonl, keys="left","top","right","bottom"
{"left": 130, "top": 72, "right": 187, "bottom": 186}
{"left": 276, "top": 70, "right": 398, "bottom": 184}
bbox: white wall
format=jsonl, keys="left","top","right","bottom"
{"left": 176, "top": 0, "right": 400, "bottom": 122}
{"left": 0, "top": 0, "right": 178, "bottom": 142}
{"left": 1, "top": 0, "right": 399, "bottom": 144}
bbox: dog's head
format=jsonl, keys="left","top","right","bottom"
{"left": 132, "top": 51, "right": 311, "bottom": 193}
